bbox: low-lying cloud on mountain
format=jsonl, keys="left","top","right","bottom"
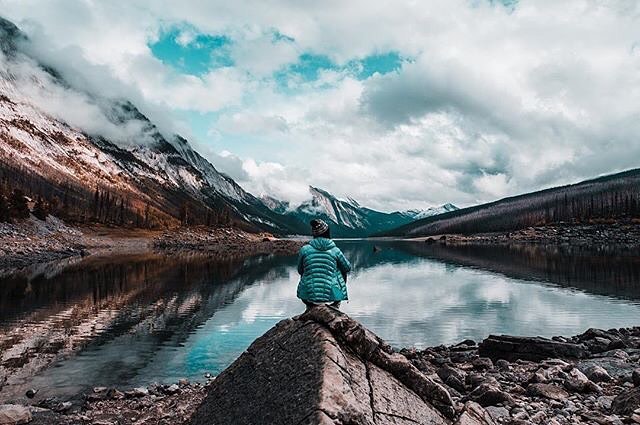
{"left": 1, "top": 0, "right": 639, "bottom": 212}
{"left": 0, "top": 26, "right": 184, "bottom": 151}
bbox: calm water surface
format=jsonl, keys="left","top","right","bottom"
{"left": 1, "top": 240, "right": 639, "bottom": 401}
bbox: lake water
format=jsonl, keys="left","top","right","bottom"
{"left": 1, "top": 240, "right": 640, "bottom": 402}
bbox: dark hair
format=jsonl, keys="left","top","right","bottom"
{"left": 314, "top": 228, "right": 331, "bottom": 239}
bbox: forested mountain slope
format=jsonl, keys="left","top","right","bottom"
{"left": 384, "top": 169, "right": 640, "bottom": 237}
{"left": 0, "top": 16, "right": 306, "bottom": 234}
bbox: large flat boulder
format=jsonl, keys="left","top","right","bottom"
{"left": 190, "top": 306, "right": 454, "bottom": 425}
{"left": 478, "top": 334, "right": 589, "bottom": 362}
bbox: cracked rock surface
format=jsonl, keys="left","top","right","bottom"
{"left": 190, "top": 306, "right": 452, "bottom": 425}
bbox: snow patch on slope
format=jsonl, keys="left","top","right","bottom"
{"left": 401, "top": 203, "right": 459, "bottom": 220}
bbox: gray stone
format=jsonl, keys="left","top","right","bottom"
{"left": 450, "top": 350, "right": 478, "bottom": 364}
{"left": 564, "top": 368, "right": 601, "bottom": 393}
{"left": 190, "top": 306, "right": 452, "bottom": 425}
{"left": 495, "top": 359, "right": 510, "bottom": 371}
{"left": 471, "top": 358, "right": 493, "bottom": 371}
{"left": 579, "top": 328, "right": 616, "bottom": 342}
{"left": 511, "top": 410, "right": 530, "bottom": 421}
{"left": 578, "top": 357, "right": 635, "bottom": 382}
{"left": 106, "top": 388, "right": 124, "bottom": 400}
{"left": 438, "top": 365, "right": 467, "bottom": 392}
{"left": 611, "top": 387, "right": 640, "bottom": 416}
{"left": 529, "top": 371, "right": 547, "bottom": 384}
{"left": 479, "top": 335, "right": 588, "bottom": 362}
{"left": 126, "top": 387, "right": 148, "bottom": 398}
{"left": 465, "top": 383, "right": 515, "bottom": 407}
{"left": 530, "top": 411, "right": 547, "bottom": 422}
{"left": 164, "top": 384, "right": 179, "bottom": 394}
{"left": 0, "top": 405, "right": 31, "bottom": 425}
{"left": 596, "top": 395, "right": 614, "bottom": 410}
{"left": 437, "top": 365, "right": 466, "bottom": 383}
{"left": 484, "top": 406, "right": 509, "bottom": 421}
{"left": 581, "top": 364, "right": 612, "bottom": 383}
{"left": 526, "top": 383, "right": 569, "bottom": 401}
{"left": 454, "top": 402, "right": 497, "bottom": 425}
{"left": 467, "top": 374, "right": 499, "bottom": 390}
{"left": 56, "top": 402, "right": 71, "bottom": 413}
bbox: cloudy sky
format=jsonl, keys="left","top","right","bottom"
{"left": 2, "top": 0, "right": 640, "bottom": 211}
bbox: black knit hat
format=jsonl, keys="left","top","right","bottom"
{"left": 310, "top": 219, "right": 329, "bottom": 236}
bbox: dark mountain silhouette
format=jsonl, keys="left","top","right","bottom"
{"left": 383, "top": 168, "right": 640, "bottom": 237}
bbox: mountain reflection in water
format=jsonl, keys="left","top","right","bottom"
{"left": 0, "top": 241, "right": 639, "bottom": 402}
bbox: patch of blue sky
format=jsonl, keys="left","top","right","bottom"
{"left": 174, "top": 109, "right": 277, "bottom": 160}
{"left": 174, "top": 109, "right": 223, "bottom": 148}
{"left": 149, "top": 25, "right": 233, "bottom": 76}
{"left": 352, "top": 52, "right": 404, "bottom": 79}
{"left": 274, "top": 51, "right": 404, "bottom": 92}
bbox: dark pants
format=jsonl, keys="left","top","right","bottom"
{"left": 303, "top": 300, "right": 341, "bottom": 310}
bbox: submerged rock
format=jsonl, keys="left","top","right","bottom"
{"left": 190, "top": 305, "right": 455, "bottom": 425}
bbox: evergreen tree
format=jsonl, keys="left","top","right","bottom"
{"left": 33, "top": 196, "right": 48, "bottom": 220}
{"left": 144, "top": 203, "right": 150, "bottom": 228}
{"left": 93, "top": 187, "right": 100, "bottom": 220}
{"left": 9, "top": 189, "right": 29, "bottom": 219}
{"left": 0, "top": 193, "right": 9, "bottom": 222}
{"left": 119, "top": 198, "right": 125, "bottom": 226}
{"left": 180, "top": 203, "right": 190, "bottom": 226}
{"left": 61, "top": 187, "right": 70, "bottom": 218}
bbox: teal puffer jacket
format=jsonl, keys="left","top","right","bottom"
{"left": 297, "top": 238, "right": 351, "bottom": 303}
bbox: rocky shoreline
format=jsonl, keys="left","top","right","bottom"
{"left": 2, "top": 379, "right": 209, "bottom": 425}
{"left": 4, "top": 310, "right": 638, "bottom": 425}
{"left": 0, "top": 216, "right": 91, "bottom": 271}
{"left": 421, "top": 222, "right": 640, "bottom": 248}
{"left": 401, "top": 326, "right": 640, "bottom": 424}
{"left": 152, "top": 227, "right": 304, "bottom": 258}
{"left": 0, "top": 216, "right": 303, "bottom": 272}
{"left": 2, "top": 217, "right": 637, "bottom": 272}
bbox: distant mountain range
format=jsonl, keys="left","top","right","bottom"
{"left": 0, "top": 16, "right": 456, "bottom": 237}
{"left": 261, "top": 187, "right": 458, "bottom": 237}
{"left": 383, "top": 168, "right": 640, "bottom": 237}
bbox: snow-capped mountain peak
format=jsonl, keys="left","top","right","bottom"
{"left": 262, "top": 186, "right": 457, "bottom": 237}
{"left": 401, "top": 203, "right": 459, "bottom": 220}
{"left": 259, "top": 195, "right": 290, "bottom": 214}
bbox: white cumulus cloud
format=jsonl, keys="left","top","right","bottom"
{"left": 1, "top": 0, "right": 639, "bottom": 210}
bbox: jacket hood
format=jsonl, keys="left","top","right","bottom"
{"left": 309, "top": 237, "right": 336, "bottom": 251}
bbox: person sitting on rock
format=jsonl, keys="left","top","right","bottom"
{"left": 297, "top": 219, "right": 351, "bottom": 309}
